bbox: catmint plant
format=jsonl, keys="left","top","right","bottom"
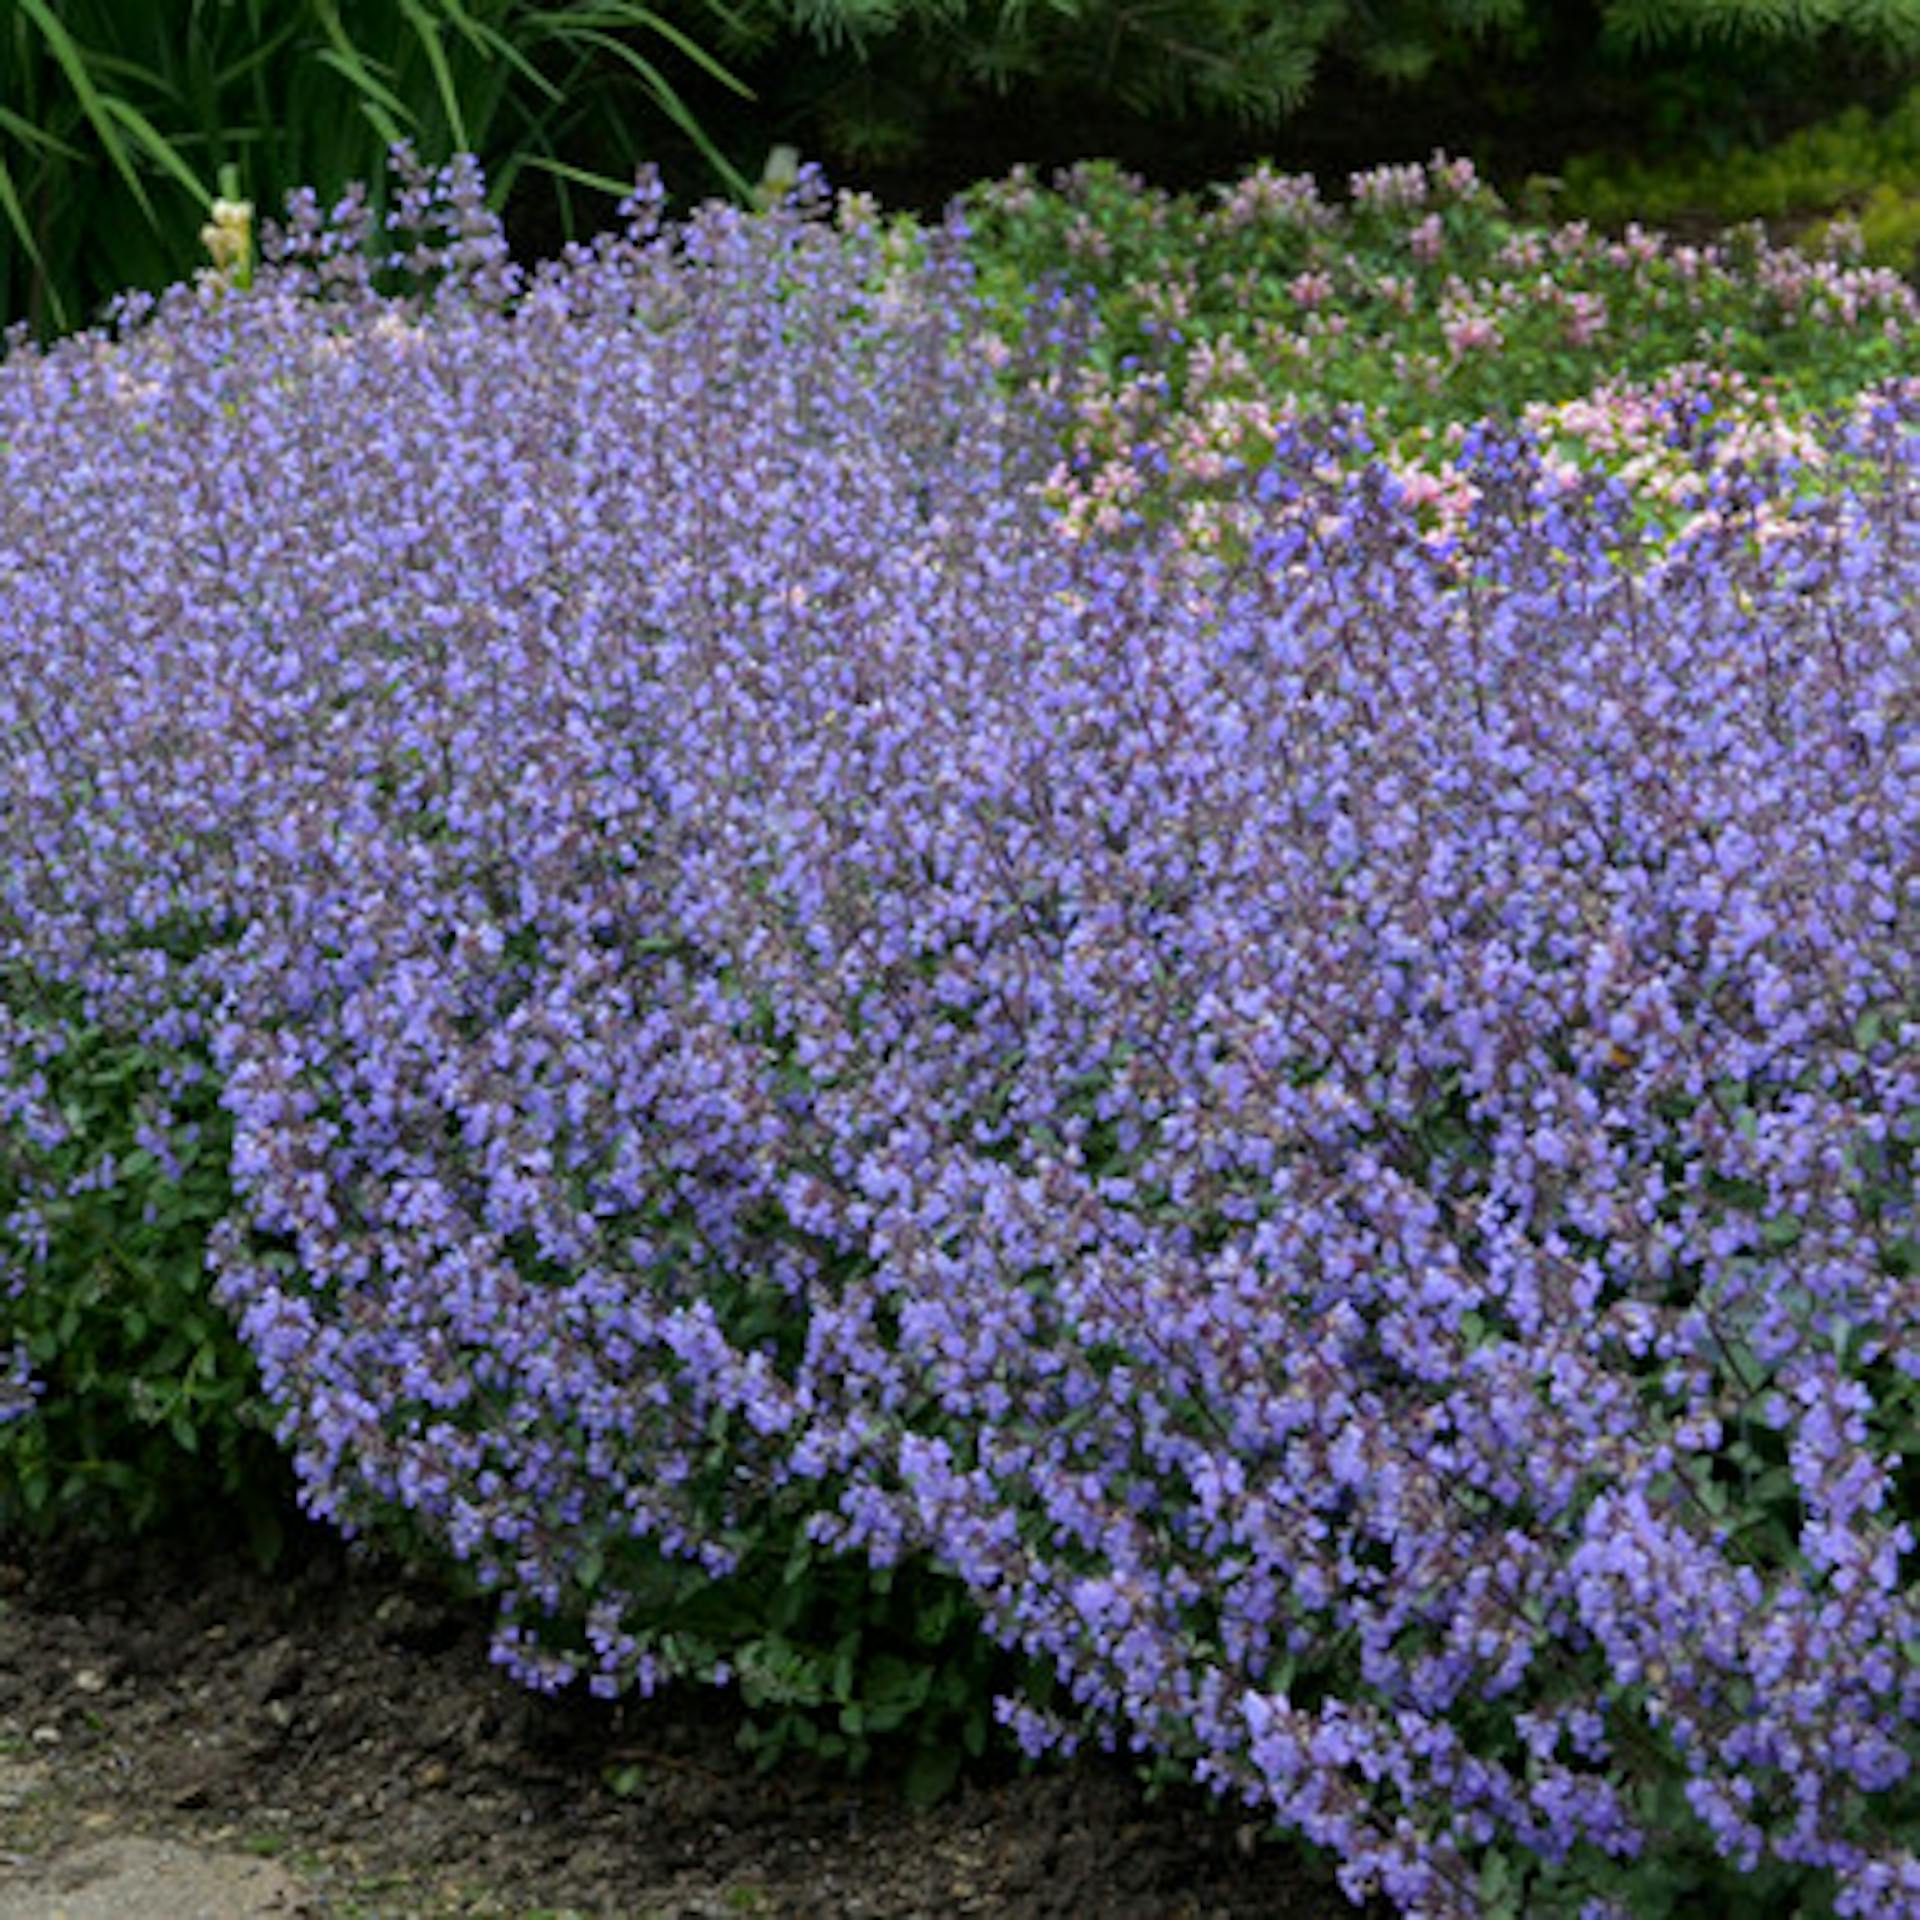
{"left": 2, "top": 153, "right": 1917, "bottom": 1917}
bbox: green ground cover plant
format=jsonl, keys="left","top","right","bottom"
{"left": 953, "top": 151, "right": 1917, "bottom": 560}
{"left": 1, "top": 151, "right": 1916, "bottom": 1914}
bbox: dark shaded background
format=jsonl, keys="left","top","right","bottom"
{"left": 503, "top": 0, "right": 1919, "bottom": 251}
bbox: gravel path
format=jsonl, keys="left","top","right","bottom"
{"left": 0, "top": 1523, "right": 1374, "bottom": 1919}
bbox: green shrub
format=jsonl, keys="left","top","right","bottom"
{"left": 957, "top": 151, "right": 1916, "bottom": 460}
{"left": 0, "top": 976, "right": 294, "bottom": 1562}
{"left": 582, "top": 1519, "right": 1031, "bottom": 1806}
{"left": 1830, "top": 177, "right": 1920, "bottom": 274}
{"left": 1560, "top": 84, "right": 1920, "bottom": 274}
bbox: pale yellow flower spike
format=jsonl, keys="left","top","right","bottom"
{"left": 199, "top": 196, "right": 254, "bottom": 287}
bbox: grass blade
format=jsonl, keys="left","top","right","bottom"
{"left": 561, "top": 27, "right": 752, "bottom": 196}
{"left": 554, "top": 2, "right": 756, "bottom": 98}
{"left": 210, "top": 19, "right": 303, "bottom": 94}
{"left": 13, "top": 0, "right": 157, "bottom": 220}
{"left": 0, "top": 106, "right": 86, "bottom": 162}
{"left": 310, "top": 0, "right": 421, "bottom": 129}
{"left": 435, "top": 0, "right": 565, "bottom": 101}
{"left": 398, "top": 0, "right": 470, "bottom": 154}
{"left": 0, "top": 151, "right": 64, "bottom": 332}
{"left": 351, "top": 91, "right": 412, "bottom": 154}
{"left": 517, "top": 152, "right": 638, "bottom": 198}
{"left": 99, "top": 97, "right": 212, "bottom": 208}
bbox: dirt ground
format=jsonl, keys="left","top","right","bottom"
{"left": 0, "top": 1518, "right": 1375, "bottom": 1918}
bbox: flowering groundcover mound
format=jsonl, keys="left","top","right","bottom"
{"left": 2, "top": 160, "right": 1917, "bottom": 1916}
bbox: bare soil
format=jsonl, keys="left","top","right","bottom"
{"left": 0, "top": 1519, "right": 1373, "bottom": 1918}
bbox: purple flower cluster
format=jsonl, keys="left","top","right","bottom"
{"left": 0, "top": 1340, "right": 37, "bottom": 1423}
{"left": 2, "top": 159, "right": 1917, "bottom": 1914}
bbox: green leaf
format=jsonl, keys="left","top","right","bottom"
{"left": 781, "top": 1527, "right": 813, "bottom": 1584}
{"left": 831, "top": 1633, "right": 858, "bottom": 1701}
{"left": 903, "top": 1741, "right": 961, "bottom": 1807}
{"left": 915, "top": 1588, "right": 955, "bottom": 1643}
{"left": 865, "top": 1653, "right": 928, "bottom": 1714}
{"left": 241, "top": 1495, "right": 285, "bottom": 1572}
{"left": 1477, "top": 1845, "right": 1522, "bottom": 1916}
